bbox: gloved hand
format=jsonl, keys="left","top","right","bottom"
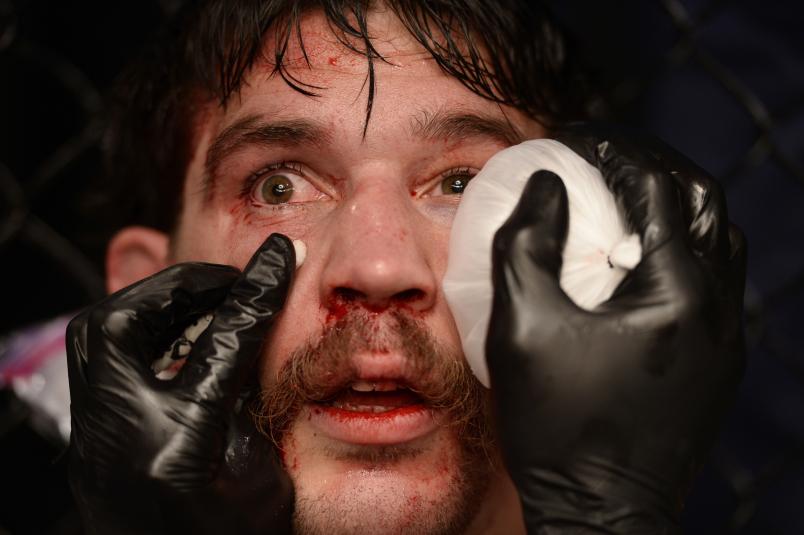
{"left": 488, "top": 124, "right": 747, "bottom": 534}
{"left": 67, "top": 234, "right": 296, "bottom": 535}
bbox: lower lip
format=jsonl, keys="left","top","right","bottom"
{"left": 307, "top": 403, "right": 440, "bottom": 445}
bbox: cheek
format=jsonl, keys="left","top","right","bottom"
{"left": 258, "top": 265, "right": 324, "bottom": 382}
{"left": 227, "top": 202, "right": 336, "bottom": 261}
{"left": 177, "top": 203, "right": 330, "bottom": 268}
{"left": 255, "top": 224, "right": 334, "bottom": 383}
{"left": 429, "top": 224, "right": 451, "bottom": 273}
{"left": 407, "top": 212, "right": 452, "bottom": 284}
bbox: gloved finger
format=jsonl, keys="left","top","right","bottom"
{"left": 593, "top": 143, "right": 708, "bottom": 324}
{"left": 553, "top": 121, "right": 609, "bottom": 165}
{"left": 489, "top": 171, "right": 580, "bottom": 345}
{"left": 85, "top": 263, "right": 240, "bottom": 381}
{"left": 675, "top": 174, "right": 732, "bottom": 264}
{"left": 632, "top": 138, "right": 732, "bottom": 261}
{"left": 554, "top": 122, "right": 664, "bottom": 168}
{"left": 727, "top": 223, "right": 748, "bottom": 306}
{"left": 557, "top": 122, "right": 706, "bottom": 256}
{"left": 595, "top": 141, "right": 686, "bottom": 257}
{"left": 557, "top": 122, "right": 733, "bottom": 262}
{"left": 66, "top": 311, "right": 91, "bottom": 408}
{"left": 179, "top": 233, "right": 295, "bottom": 407}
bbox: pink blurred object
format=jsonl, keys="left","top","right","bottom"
{"left": 0, "top": 314, "right": 72, "bottom": 443}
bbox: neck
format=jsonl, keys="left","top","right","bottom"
{"left": 466, "top": 471, "right": 525, "bottom": 534}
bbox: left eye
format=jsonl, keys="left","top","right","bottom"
{"left": 439, "top": 172, "right": 474, "bottom": 195}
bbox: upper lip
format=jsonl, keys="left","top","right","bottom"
{"left": 315, "top": 351, "right": 428, "bottom": 401}
{"left": 350, "top": 351, "right": 424, "bottom": 388}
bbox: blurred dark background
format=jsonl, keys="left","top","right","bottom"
{"left": 1, "top": 0, "right": 802, "bottom": 533}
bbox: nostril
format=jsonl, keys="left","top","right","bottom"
{"left": 329, "top": 287, "right": 424, "bottom": 313}
{"left": 335, "top": 287, "right": 365, "bottom": 303}
{"left": 393, "top": 289, "right": 425, "bottom": 304}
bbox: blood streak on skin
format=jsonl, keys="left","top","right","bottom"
{"left": 322, "top": 291, "right": 427, "bottom": 324}
{"left": 324, "top": 299, "right": 416, "bottom": 322}
{"left": 324, "top": 299, "right": 350, "bottom": 323}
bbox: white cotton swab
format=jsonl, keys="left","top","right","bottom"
{"left": 442, "top": 139, "right": 642, "bottom": 388}
{"left": 293, "top": 239, "right": 307, "bottom": 268}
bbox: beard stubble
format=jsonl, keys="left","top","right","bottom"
{"left": 253, "top": 308, "right": 496, "bottom": 534}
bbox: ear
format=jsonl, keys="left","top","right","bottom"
{"left": 106, "top": 226, "right": 170, "bottom": 294}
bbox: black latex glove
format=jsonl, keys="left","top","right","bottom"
{"left": 488, "top": 124, "right": 746, "bottom": 534}
{"left": 67, "top": 234, "right": 296, "bottom": 535}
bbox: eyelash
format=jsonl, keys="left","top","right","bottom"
{"left": 432, "top": 166, "right": 476, "bottom": 196}
{"left": 441, "top": 167, "right": 474, "bottom": 180}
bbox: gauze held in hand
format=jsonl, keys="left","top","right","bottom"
{"left": 442, "top": 139, "right": 642, "bottom": 388}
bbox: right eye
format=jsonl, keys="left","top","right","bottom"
{"left": 248, "top": 162, "right": 328, "bottom": 206}
{"left": 256, "top": 173, "right": 296, "bottom": 205}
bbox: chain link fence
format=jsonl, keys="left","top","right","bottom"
{"left": 1, "top": 0, "right": 802, "bottom": 533}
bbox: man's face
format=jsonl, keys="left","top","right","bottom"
{"left": 172, "top": 7, "right": 542, "bottom": 534}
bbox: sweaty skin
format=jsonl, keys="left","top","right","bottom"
{"left": 166, "top": 7, "right": 543, "bottom": 535}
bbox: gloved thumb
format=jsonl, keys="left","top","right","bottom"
{"left": 488, "top": 169, "right": 578, "bottom": 392}
{"left": 490, "top": 169, "right": 581, "bottom": 337}
{"left": 492, "top": 170, "right": 569, "bottom": 282}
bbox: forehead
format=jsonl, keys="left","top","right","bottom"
{"left": 206, "top": 7, "right": 542, "bottom": 145}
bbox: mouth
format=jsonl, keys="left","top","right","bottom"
{"left": 307, "top": 379, "right": 441, "bottom": 445}
{"left": 328, "top": 380, "right": 423, "bottom": 412}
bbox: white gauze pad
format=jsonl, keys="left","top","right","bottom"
{"left": 442, "top": 139, "right": 642, "bottom": 388}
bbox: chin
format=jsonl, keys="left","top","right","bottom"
{"left": 282, "top": 407, "right": 491, "bottom": 535}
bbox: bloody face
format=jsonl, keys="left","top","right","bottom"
{"left": 169, "top": 6, "right": 543, "bottom": 534}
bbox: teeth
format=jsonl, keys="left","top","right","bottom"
{"left": 332, "top": 401, "right": 393, "bottom": 413}
{"left": 350, "top": 381, "right": 402, "bottom": 392}
{"left": 351, "top": 381, "right": 375, "bottom": 392}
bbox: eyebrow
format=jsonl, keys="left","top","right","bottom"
{"left": 409, "top": 108, "right": 525, "bottom": 147}
{"left": 203, "top": 114, "right": 329, "bottom": 198}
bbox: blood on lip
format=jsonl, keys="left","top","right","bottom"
{"left": 319, "top": 404, "right": 427, "bottom": 422}
{"left": 307, "top": 398, "right": 439, "bottom": 444}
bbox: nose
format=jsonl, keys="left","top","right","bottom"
{"left": 320, "top": 181, "right": 439, "bottom": 314}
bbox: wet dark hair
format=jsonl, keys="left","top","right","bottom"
{"left": 100, "top": 0, "right": 587, "bottom": 239}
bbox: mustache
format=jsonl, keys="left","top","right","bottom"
{"left": 253, "top": 308, "right": 492, "bottom": 456}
